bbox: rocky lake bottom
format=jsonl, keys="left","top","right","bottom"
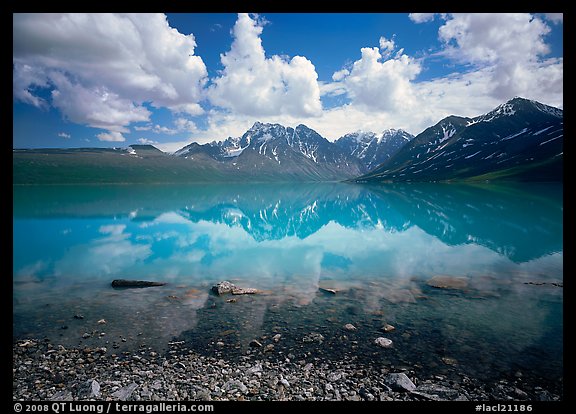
{"left": 13, "top": 279, "right": 563, "bottom": 402}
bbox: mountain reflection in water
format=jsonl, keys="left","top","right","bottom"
{"left": 13, "top": 182, "right": 562, "bottom": 384}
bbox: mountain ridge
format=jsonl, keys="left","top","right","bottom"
{"left": 354, "top": 97, "right": 563, "bottom": 183}
{"left": 13, "top": 97, "right": 562, "bottom": 184}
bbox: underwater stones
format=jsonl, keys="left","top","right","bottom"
{"left": 264, "top": 344, "right": 275, "bottom": 353}
{"left": 212, "top": 281, "right": 259, "bottom": 296}
{"left": 249, "top": 340, "right": 263, "bottom": 348}
{"left": 111, "top": 279, "right": 166, "bottom": 288}
{"left": 303, "top": 333, "right": 325, "bottom": 344}
{"left": 232, "top": 287, "right": 259, "bottom": 295}
{"left": 319, "top": 287, "right": 337, "bottom": 294}
{"left": 382, "top": 324, "right": 395, "bottom": 333}
{"left": 212, "top": 281, "right": 237, "bottom": 295}
{"left": 374, "top": 337, "right": 393, "bottom": 348}
{"left": 426, "top": 276, "right": 468, "bottom": 290}
{"left": 343, "top": 323, "right": 357, "bottom": 331}
{"left": 441, "top": 357, "right": 458, "bottom": 366}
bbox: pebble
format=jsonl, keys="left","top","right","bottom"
{"left": 12, "top": 338, "right": 561, "bottom": 402}
{"left": 343, "top": 323, "right": 357, "bottom": 331}
{"left": 382, "top": 324, "right": 395, "bottom": 333}
{"left": 374, "top": 337, "right": 393, "bottom": 348}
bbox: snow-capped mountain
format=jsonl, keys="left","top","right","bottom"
{"left": 175, "top": 122, "right": 364, "bottom": 181}
{"left": 356, "top": 97, "right": 563, "bottom": 182}
{"left": 335, "top": 129, "right": 414, "bottom": 172}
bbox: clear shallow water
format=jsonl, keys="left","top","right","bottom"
{"left": 13, "top": 182, "right": 563, "bottom": 384}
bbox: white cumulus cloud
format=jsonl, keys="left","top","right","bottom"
{"left": 58, "top": 132, "right": 71, "bottom": 139}
{"left": 329, "top": 38, "right": 422, "bottom": 113}
{"left": 96, "top": 131, "right": 126, "bottom": 142}
{"left": 436, "top": 13, "right": 562, "bottom": 103}
{"left": 208, "top": 13, "right": 322, "bottom": 118}
{"left": 13, "top": 13, "right": 208, "bottom": 137}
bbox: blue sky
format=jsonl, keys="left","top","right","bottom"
{"left": 13, "top": 13, "right": 563, "bottom": 152}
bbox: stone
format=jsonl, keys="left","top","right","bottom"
{"left": 212, "top": 281, "right": 236, "bottom": 295}
{"left": 249, "top": 340, "right": 262, "bottom": 348}
{"left": 272, "top": 334, "right": 282, "bottom": 343}
{"left": 427, "top": 276, "right": 468, "bottom": 290}
{"left": 174, "top": 362, "right": 186, "bottom": 370}
{"left": 303, "top": 333, "right": 324, "bottom": 344}
{"left": 415, "top": 383, "right": 461, "bottom": 400}
{"left": 246, "top": 363, "right": 263, "bottom": 375}
{"left": 111, "top": 279, "right": 166, "bottom": 288}
{"left": 73, "top": 314, "right": 84, "bottom": 320}
{"left": 82, "top": 333, "right": 91, "bottom": 339}
{"left": 264, "top": 344, "right": 274, "bottom": 352}
{"left": 97, "top": 319, "right": 106, "bottom": 324}
{"left": 112, "top": 383, "right": 138, "bottom": 401}
{"left": 79, "top": 379, "right": 101, "bottom": 398}
{"left": 231, "top": 287, "right": 259, "bottom": 295}
{"left": 514, "top": 388, "right": 529, "bottom": 399}
{"left": 19, "top": 340, "right": 37, "bottom": 348}
{"left": 343, "top": 323, "right": 357, "bottom": 331}
{"left": 385, "top": 373, "right": 416, "bottom": 392}
{"left": 319, "top": 287, "right": 337, "bottom": 294}
{"left": 223, "top": 379, "right": 248, "bottom": 394}
{"left": 382, "top": 324, "right": 395, "bottom": 332}
{"left": 374, "top": 337, "right": 393, "bottom": 348}
{"left": 327, "top": 372, "right": 342, "bottom": 382}
{"left": 50, "top": 390, "right": 73, "bottom": 401}
{"left": 441, "top": 357, "right": 458, "bottom": 366}
{"left": 212, "top": 281, "right": 259, "bottom": 295}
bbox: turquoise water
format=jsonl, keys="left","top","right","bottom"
{"left": 13, "top": 182, "right": 563, "bottom": 384}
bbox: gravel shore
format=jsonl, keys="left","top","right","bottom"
{"left": 13, "top": 338, "right": 562, "bottom": 402}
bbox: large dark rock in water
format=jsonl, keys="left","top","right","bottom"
{"left": 111, "top": 279, "right": 166, "bottom": 288}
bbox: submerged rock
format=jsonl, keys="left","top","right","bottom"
{"left": 303, "top": 333, "right": 325, "bottom": 344}
{"left": 319, "top": 287, "right": 337, "bottom": 294}
{"left": 249, "top": 340, "right": 262, "bottom": 348}
{"left": 212, "top": 281, "right": 236, "bottom": 295}
{"left": 427, "top": 276, "right": 468, "bottom": 290}
{"left": 231, "top": 287, "right": 258, "bottom": 295}
{"left": 374, "top": 337, "right": 393, "bottom": 348}
{"left": 212, "top": 281, "right": 259, "bottom": 296}
{"left": 343, "top": 323, "right": 357, "bottom": 331}
{"left": 111, "top": 279, "right": 166, "bottom": 288}
{"left": 382, "top": 324, "right": 396, "bottom": 333}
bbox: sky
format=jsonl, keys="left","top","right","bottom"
{"left": 13, "top": 13, "right": 563, "bottom": 152}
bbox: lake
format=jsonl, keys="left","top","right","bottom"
{"left": 13, "top": 182, "right": 563, "bottom": 388}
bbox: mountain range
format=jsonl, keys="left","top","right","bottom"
{"left": 12, "top": 97, "right": 562, "bottom": 184}
{"left": 355, "top": 97, "right": 563, "bottom": 182}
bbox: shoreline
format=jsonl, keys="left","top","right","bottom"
{"left": 13, "top": 338, "right": 562, "bottom": 402}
